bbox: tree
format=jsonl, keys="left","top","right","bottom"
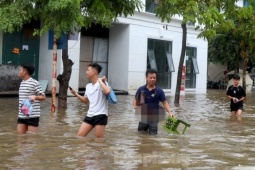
{"left": 231, "top": 5, "right": 255, "bottom": 92}
{"left": 155, "top": 0, "right": 236, "bottom": 104}
{"left": 208, "top": 32, "right": 240, "bottom": 72}
{"left": 209, "top": 2, "right": 255, "bottom": 92}
{"left": 0, "top": 0, "right": 143, "bottom": 112}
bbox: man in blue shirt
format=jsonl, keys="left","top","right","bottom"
{"left": 133, "top": 69, "right": 174, "bottom": 134}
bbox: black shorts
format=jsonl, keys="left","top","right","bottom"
{"left": 17, "top": 117, "right": 40, "bottom": 127}
{"left": 138, "top": 121, "right": 158, "bottom": 135}
{"left": 83, "top": 114, "right": 108, "bottom": 126}
{"left": 230, "top": 103, "right": 243, "bottom": 112}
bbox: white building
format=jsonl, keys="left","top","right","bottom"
{"left": 0, "top": 0, "right": 210, "bottom": 95}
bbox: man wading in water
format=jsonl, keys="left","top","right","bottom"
{"left": 133, "top": 69, "right": 174, "bottom": 134}
{"left": 70, "top": 63, "right": 110, "bottom": 138}
{"left": 226, "top": 74, "right": 246, "bottom": 121}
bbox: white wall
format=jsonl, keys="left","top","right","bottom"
{"left": 62, "top": 34, "right": 81, "bottom": 96}
{"left": 115, "top": 12, "right": 208, "bottom": 94}
{"left": 186, "top": 34, "right": 208, "bottom": 93}
{"left": 208, "top": 62, "right": 227, "bottom": 82}
{"left": 39, "top": 32, "right": 81, "bottom": 94}
{"left": 237, "top": 0, "right": 244, "bottom": 7}
{"left": 108, "top": 24, "right": 130, "bottom": 91}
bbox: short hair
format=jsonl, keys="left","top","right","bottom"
{"left": 146, "top": 69, "right": 157, "bottom": 77}
{"left": 88, "top": 63, "right": 102, "bottom": 74}
{"left": 233, "top": 74, "right": 240, "bottom": 80}
{"left": 21, "top": 63, "right": 35, "bottom": 76}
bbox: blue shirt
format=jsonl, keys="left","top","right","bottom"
{"left": 135, "top": 85, "right": 166, "bottom": 105}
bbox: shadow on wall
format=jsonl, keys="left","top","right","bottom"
{"left": 0, "top": 65, "right": 21, "bottom": 91}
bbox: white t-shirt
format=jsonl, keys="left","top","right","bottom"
{"left": 84, "top": 81, "right": 108, "bottom": 117}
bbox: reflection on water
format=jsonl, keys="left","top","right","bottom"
{"left": 0, "top": 90, "right": 255, "bottom": 169}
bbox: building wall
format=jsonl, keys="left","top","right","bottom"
{"left": 108, "top": 24, "right": 130, "bottom": 91}
{"left": 208, "top": 62, "right": 227, "bottom": 82}
{"left": 114, "top": 12, "right": 208, "bottom": 94}
{"left": 38, "top": 32, "right": 62, "bottom": 92}
{"left": 38, "top": 32, "right": 81, "bottom": 94}
{"left": 0, "top": 65, "right": 20, "bottom": 91}
{"left": 0, "top": 0, "right": 212, "bottom": 94}
{"left": 64, "top": 34, "right": 81, "bottom": 96}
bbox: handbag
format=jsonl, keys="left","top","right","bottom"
{"left": 105, "top": 81, "right": 117, "bottom": 104}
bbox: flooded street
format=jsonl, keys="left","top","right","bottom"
{"left": 0, "top": 90, "right": 255, "bottom": 169}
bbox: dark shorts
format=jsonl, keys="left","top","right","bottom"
{"left": 17, "top": 117, "right": 40, "bottom": 127}
{"left": 138, "top": 121, "right": 158, "bottom": 135}
{"left": 230, "top": 103, "right": 243, "bottom": 112}
{"left": 83, "top": 114, "right": 108, "bottom": 126}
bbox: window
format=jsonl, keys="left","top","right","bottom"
{"left": 147, "top": 50, "right": 157, "bottom": 70}
{"left": 185, "top": 47, "right": 198, "bottom": 88}
{"left": 166, "top": 52, "right": 175, "bottom": 72}
{"left": 243, "top": 0, "right": 249, "bottom": 7}
{"left": 145, "top": 0, "right": 159, "bottom": 13}
{"left": 147, "top": 39, "right": 173, "bottom": 89}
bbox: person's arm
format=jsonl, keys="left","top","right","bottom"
{"left": 226, "top": 86, "right": 234, "bottom": 100}
{"left": 227, "top": 95, "right": 234, "bottom": 100}
{"left": 30, "top": 82, "right": 46, "bottom": 102}
{"left": 133, "top": 98, "right": 138, "bottom": 109}
{"left": 162, "top": 100, "right": 174, "bottom": 117}
{"left": 98, "top": 78, "right": 111, "bottom": 95}
{"left": 29, "top": 95, "right": 46, "bottom": 102}
{"left": 238, "top": 96, "right": 245, "bottom": 101}
{"left": 238, "top": 87, "right": 246, "bottom": 102}
{"left": 70, "top": 88, "right": 89, "bottom": 104}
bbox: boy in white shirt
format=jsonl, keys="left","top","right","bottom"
{"left": 70, "top": 63, "right": 110, "bottom": 138}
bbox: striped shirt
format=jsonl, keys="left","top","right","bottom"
{"left": 19, "top": 78, "right": 45, "bottom": 119}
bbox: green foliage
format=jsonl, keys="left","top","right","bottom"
{"left": 155, "top": 0, "right": 238, "bottom": 41}
{"left": 0, "top": 1, "right": 34, "bottom": 32}
{"left": 209, "top": 2, "right": 255, "bottom": 70}
{"left": 231, "top": 6, "right": 255, "bottom": 61}
{"left": 0, "top": 0, "right": 143, "bottom": 38}
{"left": 208, "top": 32, "right": 240, "bottom": 71}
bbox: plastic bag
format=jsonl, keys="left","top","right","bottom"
{"left": 20, "top": 99, "right": 33, "bottom": 116}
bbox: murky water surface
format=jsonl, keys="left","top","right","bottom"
{"left": 1, "top": 90, "right": 255, "bottom": 169}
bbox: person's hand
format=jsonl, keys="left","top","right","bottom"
{"left": 29, "top": 96, "right": 37, "bottom": 102}
{"left": 70, "top": 88, "right": 77, "bottom": 96}
{"left": 169, "top": 110, "right": 174, "bottom": 117}
{"left": 134, "top": 106, "right": 138, "bottom": 109}
{"left": 101, "top": 76, "right": 107, "bottom": 82}
{"left": 233, "top": 97, "right": 239, "bottom": 103}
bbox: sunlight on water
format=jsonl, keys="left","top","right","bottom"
{"left": 0, "top": 90, "right": 255, "bottom": 169}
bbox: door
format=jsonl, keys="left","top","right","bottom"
{"left": 2, "top": 28, "right": 40, "bottom": 79}
{"left": 79, "top": 37, "right": 109, "bottom": 88}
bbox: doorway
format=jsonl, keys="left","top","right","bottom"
{"left": 79, "top": 37, "right": 109, "bottom": 88}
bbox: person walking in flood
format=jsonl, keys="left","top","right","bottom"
{"left": 17, "top": 64, "right": 46, "bottom": 134}
{"left": 226, "top": 74, "right": 246, "bottom": 120}
{"left": 133, "top": 69, "right": 174, "bottom": 134}
{"left": 70, "top": 63, "right": 110, "bottom": 138}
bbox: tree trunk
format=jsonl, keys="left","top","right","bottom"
{"left": 51, "top": 36, "right": 57, "bottom": 113}
{"left": 174, "top": 23, "right": 187, "bottom": 104}
{"left": 57, "top": 38, "right": 74, "bottom": 108}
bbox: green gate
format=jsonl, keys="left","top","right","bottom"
{"left": 2, "top": 28, "right": 40, "bottom": 80}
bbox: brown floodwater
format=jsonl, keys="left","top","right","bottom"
{"left": 0, "top": 90, "right": 255, "bottom": 170}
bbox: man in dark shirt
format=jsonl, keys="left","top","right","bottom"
{"left": 133, "top": 69, "right": 174, "bottom": 134}
{"left": 226, "top": 74, "right": 246, "bottom": 120}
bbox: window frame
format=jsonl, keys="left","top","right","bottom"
{"left": 166, "top": 52, "right": 175, "bottom": 72}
